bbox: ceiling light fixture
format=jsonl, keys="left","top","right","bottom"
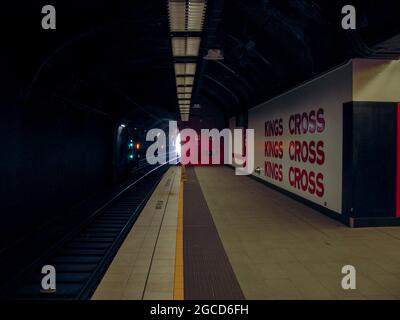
{"left": 203, "top": 48, "right": 224, "bottom": 60}
{"left": 168, "top": 0, "right": 207, "bottom": 122}
{"left": 174, "top": 63, "right": 197, "bottom": 76}
{"left": 168, "top": 0, "right": 207, "bottom": 32}
{"left": 172, "top": 37, "right": 201, "bottom": 57}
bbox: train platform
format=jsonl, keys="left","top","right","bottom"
{"left": 93, "top": 166, "right": 400, "bottom": 300}
{"left": 92, "top": 166, "right": 181, "bottom": 300}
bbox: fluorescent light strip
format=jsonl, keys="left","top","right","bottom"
{"left": 185, "top": 77, "right": 194, "bottom": 86}
{"left": 174, "top": 63, "right": 186, "bottom": 75}
{"left": 177, "top": 86, "right": 193, "bottom": 94}
{"left": 175, "top": 76, "right": 194, "bottom": 87}
{"left": 186, "top": 37, "right": 201, "bottom": 56}
{"left": 172, "top": 37, "right": 201, "bottom": 57}
{"left": 174, "top": 63, "right": 196, "bottom": 76}
{"left": 177, "top": 93, "right": 188, "bottom": 99}
{"left": 168, "top": 1, "right": 186, "bottom": 32}
{"left": 177, "top": 93, "right": 191, "bottom": 100}
{"left": 176, "top": 77, "right": 185, "bottom": 86}
{"left": 168, "top": 1, "right": 207, "bottom": 123}
{"left": 172, "top": 37, "right": 186, "bottom": 56}
{"left": 168, "top": 0, "right": 207, "bottom": 32}
{"left": 185, "top": 63, "right": 196, "bottom": 75}
{"left": 187, "top": 1, "right": 206, "bottom": 31}
{"left": 179, "top": 101, "right": 191, "bottom": 106}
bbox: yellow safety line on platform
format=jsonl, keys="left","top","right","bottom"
{"left": 173, "top": 166, "right": 186, "bottom": 300}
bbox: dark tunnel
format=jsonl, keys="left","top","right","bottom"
{"left": 1, "top": 0, "right": 400, "bottom": 302}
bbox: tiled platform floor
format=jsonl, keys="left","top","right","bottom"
{"left": 92, "top": 167, "right": 180, "bottom": 300}
{"left": 195, "top": 166, "right": 400, "bottom": 300}
{"left": 92, "top": 165, "right": 400, "bottom": 300}
{"left": 183, "top": 167, "right": 244, "bottom": 300}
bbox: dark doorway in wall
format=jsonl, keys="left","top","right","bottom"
{"left": 343, "top": 101, "right": 397, "bottom": 218}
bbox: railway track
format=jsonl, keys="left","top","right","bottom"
{"left": 2, "top": 162, "right": 173, "bottom": 300}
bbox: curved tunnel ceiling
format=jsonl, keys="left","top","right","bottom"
{"left": 194, "top": 0, "right": 400, "bottom": 120}
{"left": 4, "top": 0, "right": 400, "bottom": 126}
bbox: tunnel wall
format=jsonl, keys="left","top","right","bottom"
{"left": 0, "top": 100, "right": 114, "bottom": 248}
{"left": 248, "top": 58, "right": 400, "bottom": 226}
